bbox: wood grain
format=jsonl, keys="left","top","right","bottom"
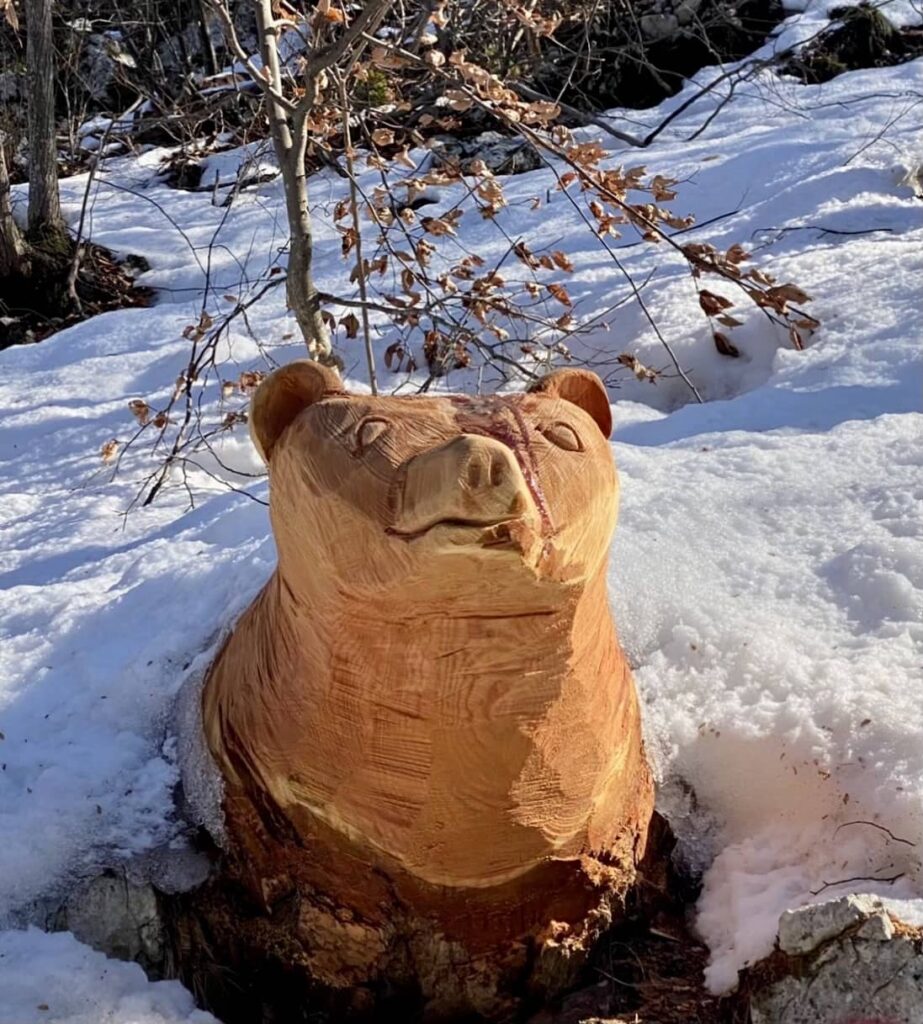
{"left": 199, "top": 362, "right": 654, "bottom": 1016}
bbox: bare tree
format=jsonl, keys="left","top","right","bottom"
{"left": 0, "top": 0, "right": 65, "bottom": 281}
{"left": 24, "top": 0, "right": 66, "bottom": 246}
{"left": 207, "top": 0, "right": 393, "bottom": 361}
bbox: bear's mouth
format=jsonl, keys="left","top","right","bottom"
{"left": 387, "top": 515, "right": 532, "bottom": 551}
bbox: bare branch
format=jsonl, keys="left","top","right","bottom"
{"left": 301, "top": 0, "right": 393, "bottom": 84}
{"left": 203, "top": 0, "right": 298, "bottom": 112}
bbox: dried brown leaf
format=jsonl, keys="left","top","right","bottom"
{"left": 713, "top": 331, "right": 740, "bottom": 357}
{"left": 340, "top": 313, "right": 360, "bottom": 339}
{"left": 128, "top": 399, "right": 150, "bottom": 426}
{"left": 551, "top": 251, "right": 574, "bottom": 273}
{"left": 1, "top": 0, "right": 19, "bottom": 31}
{"left": 699, "top": 290, "right": 734, "bottom": 317}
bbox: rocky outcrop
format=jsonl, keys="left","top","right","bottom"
{"left": 749, "top": 894, "right": 923, "bottom": 1024}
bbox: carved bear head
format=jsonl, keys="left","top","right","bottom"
{"left": 249, "top": 362, "right": 618, "bottom": 611}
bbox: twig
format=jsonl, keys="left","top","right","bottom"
{"left": 360, "top": 31, "right": 807, "bottom": 391}
{"left": 202, "top": 0, "right": 298, "bottom": 113}
{"left": 514, "top": 53, "right": 778, "bottom": 150}
{"left": 810, "top": 872, "right": 905, "bottom": 897}
{"left": 65, "top": 119, "right": 116, "bottom": 313}
{"left": 834, "top": 821, "right": 916, "bottom": 847}
{"left": 336, "top": 73, "right": 378, "bottom": 394}
{"left": 542, "top": 152, "right": 704, "bottom": 402}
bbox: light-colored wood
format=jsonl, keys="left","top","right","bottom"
{"left": 200, "top": 362, "right": 654, "bottom": 1018}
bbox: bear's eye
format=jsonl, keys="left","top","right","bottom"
{"left": 540, "top": 422, "right": 583, "bottom": 452}
{"left": 354, "top": 417, "right": 390, "bottom": 452}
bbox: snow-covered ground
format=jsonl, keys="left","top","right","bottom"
{"left": 0, "top": 929, "right": 216, "bottom": 1024}
{"left": 1, "top": 2, "right": 922, "bottom": 1017}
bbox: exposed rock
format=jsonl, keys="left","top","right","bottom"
{"left": 53, "top": 871, "right": 164, "bottom": 976}
{"left": 640, "top": 13, "right": 681, "bottom": 41}
{"left": 675, "top": 0, "right": 706, "bottom": 27}
{"left": 749, "top": 894, "right": 923, "bottom": 1024}
{"left": 428, "top": 130, "right": 545, "bottom": 176}
{"left": 777, "top": 892, "right": 886, "bottom": 955}
{"left": 781, "top": 5, "right": 923, "bottom": 85}
{"left": 636, "top": 0, "right": 708, "bottom": 42}
{"left": 36, "top": 846, "right": 210, "bottom": 980}
{"left": 82, "top": 31, "right": 137, "bottom": 104}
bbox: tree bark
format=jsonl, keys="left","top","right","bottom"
{"left": 197, "top": 0, "right": 220, "bottom": 78}
{"left": 25, "top": 0, "right": 66, "bottom": 244}
{"left": 0, "top": 139, "right": 27, "bottom": 278}
{"left": 254, "top": 0, "right": 332, "bottom": 359}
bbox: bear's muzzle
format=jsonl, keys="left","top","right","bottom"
{"left": 391, "top": 434, "right": 543, "bottom": 555}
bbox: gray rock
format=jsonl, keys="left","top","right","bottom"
{"left": 83, "top": 32, "right": 137, "bottom": 103}
{"left": 54, "top": 871, "right": 164, "bottom": 975}
{"left": 778, "top": 892, "right": 884, "bottom": 954}
{"left": 675, "top": 0, "right": 705, "bottom": 25}
{"left": 639, "top": 12, "right": 680, "bottom": 41}
{"left": 751, "top": 894, "right": 923, "bottom": 1024}
{"left": 857, "top": 911, "right": 896, "bottom": 942}
{"left": 428, "top": 132, "right": 544, "bottom": 177}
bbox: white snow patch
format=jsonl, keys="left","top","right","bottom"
{"left": 0, "top": 928, "right": 217, "bottom": 1023}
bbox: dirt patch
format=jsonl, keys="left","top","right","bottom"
{"left": 782, "top": 4, "right": 923, "bottom": 84}
{"left": 595, "top": 924, "right": 736, "bottom": 1023}
{"left": 528, "top": 818, "right": 739, "bottom": 1024}
{"left": 0, "top": 240, "right": 154, "bottom": 349}
{"left": 529, "top": 922, "right": 737, "bottom": 1024}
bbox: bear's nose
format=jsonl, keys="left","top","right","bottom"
{"left": 463, "top": 443, "right": 510, "bottom": 491}
{"left": 393, "top": 434, "right": 536, "bottom": 537}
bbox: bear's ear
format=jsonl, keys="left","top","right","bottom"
{"left": 528, "top": 368, "right": 612, "bottom": 439}
{"left": 249, "top": 360, "right": 344, "bottom": 463}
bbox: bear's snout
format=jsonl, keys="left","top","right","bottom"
{"left": 392, "top": 434, "right": 537, "bottom": 539}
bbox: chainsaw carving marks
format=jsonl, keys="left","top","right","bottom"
{"left": 197, "top": 362, "right": 654, "bottom": 1019}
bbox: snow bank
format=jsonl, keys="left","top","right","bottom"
{"left": 614, "top": 411, "right": 923, "bottom": 989}
{"left": 1, "top": 0, "right": 921, "bottom": 1011}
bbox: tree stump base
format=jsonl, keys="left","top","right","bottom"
{"left": 167, "top": 777, "right": 658, "bottom": 1024}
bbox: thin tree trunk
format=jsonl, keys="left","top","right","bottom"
{"left": 254, "top": 0, "right": 331, "bottom": 359}
{"left": 197, "top": 0, "right": 220, "bottom": 77}
{"left": 0, "top": 140, "right": 28, "bottom": 278}
{"left": 285, "top": 109, "right": 331, "bottom": 359}
{"left": 25, "top": 0, "right": 66, "bottom": 244}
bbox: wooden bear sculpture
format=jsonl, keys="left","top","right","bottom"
{"left": 196, "top": 362, "right": 654, "bottom": 1021}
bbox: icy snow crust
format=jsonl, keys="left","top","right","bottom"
{"left": 1, "top": 4, "right": 922, "bottom": 1013}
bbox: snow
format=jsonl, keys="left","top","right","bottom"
{"left": 0, "top": 928, "right": 217, "bottom": 1023}
{"left": 619, "top": 410, "right": 923, "bottom": 989}
{"left": 1, "top": 0, "right": 921, "bottom": 1014}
